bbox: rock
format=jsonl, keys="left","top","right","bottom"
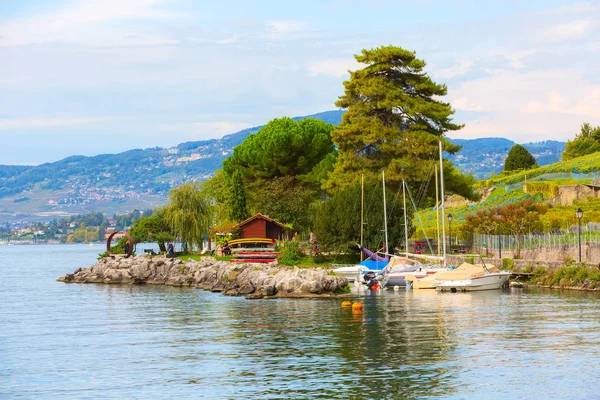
{"left": 260, "top": 285, "right": 276, "bottom": 296}
{"left": 57, "top": 256, "right": 351, "bottom": 298}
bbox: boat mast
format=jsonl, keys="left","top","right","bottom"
{"left": 439, "top": 141, "right": 447, "bottom": 267}
{"left": 382, "top": 170, "right": 389, "bottom": 255}
{"left": 402, "top": 179, "right": 409, "bottom": 257}
{"left": 360, "top": 174, "right": 364, "bottom": 262}
{"left": 435, "top": 165, "right": 440, "bottom": 258}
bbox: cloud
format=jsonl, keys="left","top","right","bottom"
{"left": 308, "top": 58, "right": 360, "bottom": 78}
{"left": 448, "top": 68, "right": 600, "bottom": 142}
{"left": 432, "top": 60, "right": 474, "bottom": 79}
{"left": 0, "top": 115, "right": 110, "bottom": 129}
{"left": 537, "top": 19, "right": 595, "bottom": 42}
{"left": 267, "top": 20, "right": 306, "bottom": 34}
{"left": 158, "top": 121, "right": 254, "bottom": 139}
{"left": 0, "top": 0, "right": 176, "bottom": 47}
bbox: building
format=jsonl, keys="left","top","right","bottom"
{"left": 235, "top": 214, "right": 291, "bottom": 240}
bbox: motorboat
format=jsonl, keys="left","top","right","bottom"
{"left": 332, "top": 258, "right": 388, "bottom": 283}
{"left": 378, "top": 256, "right": 445, "bottom": 287}
{"left": 433, "top": 262, "right": 511, "bottom": 292}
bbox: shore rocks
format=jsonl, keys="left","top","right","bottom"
{"left": 57, "top": 256, "right": 350, "bottom": 299}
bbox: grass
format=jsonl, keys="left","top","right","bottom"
{"left": 176, "top": 252, "right": 359, "bottom": 269}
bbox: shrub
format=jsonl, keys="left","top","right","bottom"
{"left": 278, "top": 240, "right": 305, "bottom": 266}
{"left": 312, "top": 253, "right": 326, "bottom": 264}
{"left": 502, "top": 258, "right": 514, "bottom": 270}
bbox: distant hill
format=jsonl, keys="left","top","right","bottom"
{"left": 0, "top": 109, "right": 566, "bottom": 222}
{"left": 447, "top": 138, "right": 565, "bottom": 179}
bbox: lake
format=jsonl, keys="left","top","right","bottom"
{"left": 1, "top": 244, "right": 600, "bottom": 399}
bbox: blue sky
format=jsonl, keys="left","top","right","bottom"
{"left": 1, "top": 0, "right": 599, "bottom": 165}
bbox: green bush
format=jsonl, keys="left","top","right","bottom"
{"left": 278, "top": 240, "right": 305, "bottom": 266}
{"left": 312, "top": 252, "right": 326, "bottom": 264}
{"left": 502, "top": 258, "right": 514, "bottom": 270}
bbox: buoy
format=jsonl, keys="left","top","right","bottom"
{"left": 341, "top": 301, "right": 352, "bottom": 308}
{"left": 352, "top": 302, "right": 363, "bottom": 311}
{"left": 393, "top": 285, "right": 400, "bottom": 291}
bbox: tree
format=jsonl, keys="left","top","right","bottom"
{"left": 312, "top": 183, "right": 414, "bottom": 253}
{"left": 129, "top": 209, "right": 174, "bottom": 252}
{"left": 228, "top": 169, "right": 250, "bottom": 222}
{"left": 163, "top": 183, "right": 211, "bottom": 252}
{"left": 498, "top": 199, "right": 547, "bottom": 258}
{"left": 562, "top": 122, "right": 600, "bottom": 161}
{"left": 504, "top": 144, "right": 538, "bottom": 172}
{"left": 324, "top": 45, "right": 476, "bottom": 200}
{"left": 248, "top": 176, "right": 317, "bottom": 233}
{"left": 222, "top": 117, "right": 335, "bottom": 185}
{"left": 463, "top": 208, "right": 500, "bottom": 256}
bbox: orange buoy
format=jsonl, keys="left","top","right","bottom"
{"left": 341, "top": 301, "right": 352, "bottom": 308}
{"left": 351, "top": 302, "right": 363, "bottom": 311}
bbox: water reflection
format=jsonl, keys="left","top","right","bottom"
{"left": 3, "top": 245, "right": 600, "bottom": 399}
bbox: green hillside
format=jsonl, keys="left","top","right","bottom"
{"left": 480, "top": 151, "right": 600, "bottom": 186}
{"left": 414, "top": 152, "right": 600, "bottom": 240}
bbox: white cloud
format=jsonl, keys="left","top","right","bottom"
{"left": 158, "top": 121, "right": 254, "bottom": 139}
{"left": 433, "top": 60, "right": 474, "bottom": 79}
{"left": 448, "top": 68, "right": 600, "bottom": 142}
{"left": 267, "top": 20, "right": 306, "bottom": 34}
{"left": 308, "top": 58, "right": 359, "bottom": 78}
{"left": 537, "top": 19, "right": 595, "bottom": 42}
{"left": 0, "top": 0, "right": 176, "bottom": 47}
{"left": 0, "top": 115, "right": 109, "bottom": 130}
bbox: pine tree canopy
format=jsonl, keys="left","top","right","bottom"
{"left": 504, "top": 144, "right": 538, "bottom": 172}
{"left": 324, "top": 45, "right": 475, "bottom": 199}
{"left": 222, "top": 117, "right": 335, "bottom": 183}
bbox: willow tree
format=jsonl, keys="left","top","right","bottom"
{"left": 163, "top": 183, "right": 211, "bottom": 252}
{"left": 325, "top": 45, "right": 476, "bottom": 200}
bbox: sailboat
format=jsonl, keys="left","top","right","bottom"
{"left": 332, "top": 173, "right": 389, "bottom": 282}
{"left": 404, "top": 141, "right": 511, "bottom": 291}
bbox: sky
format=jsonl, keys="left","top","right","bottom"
{"left": 1, "top": 0, "right": 599, "bottom": 165}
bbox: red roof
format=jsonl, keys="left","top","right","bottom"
{"left": 235, "top": 213, "right": 288, "bottom": 230}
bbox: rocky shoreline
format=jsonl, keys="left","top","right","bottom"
{"left": 57, "top": 255, "right": 351, "bottom": 299}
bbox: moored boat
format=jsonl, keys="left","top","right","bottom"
{"left": 433, "top": 262, "right": 511, "bottom": 292}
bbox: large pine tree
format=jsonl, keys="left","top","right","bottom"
{"left": 325, "top": 45, "right": 475, "bottom": 199}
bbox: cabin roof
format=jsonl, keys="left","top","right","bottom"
{"left": 235, "top": 213, "right": 288, "bottom": 230}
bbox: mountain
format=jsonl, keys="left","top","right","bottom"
{"left": 0, "top": 110, "right": 565, "bottom": 223}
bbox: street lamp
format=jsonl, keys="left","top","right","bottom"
{"left": 447, "top": 213, "right": 453, "bottom": 255}
{"left": 496, "top": 211, "right": 502, "bottom": 260}
{"left": 576, "top": 208, "right": 583, "bottom": 263}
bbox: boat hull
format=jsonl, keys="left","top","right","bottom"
{"left": 332, "top": 265, "right": 367, "bottom": 283}
{"left": 435, "top": 272, "right": 511, "bottom": 292}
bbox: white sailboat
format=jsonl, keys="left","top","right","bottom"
{"left": 405, "top": 141, "right": 511, "bottom": 291}
{"left": 332, "top": 173, "right": 389, "bottom": 282}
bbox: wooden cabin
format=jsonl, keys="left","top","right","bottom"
{"left": 235, "top": 213, "right": 291, "bottom": 241}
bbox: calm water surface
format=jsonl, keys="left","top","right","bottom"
{"left": 2, "top": 244, "right": 600, "bottom": 399}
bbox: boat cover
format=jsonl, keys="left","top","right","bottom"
{"left": 435, "top": 263, "right": 501, "bottom": 281}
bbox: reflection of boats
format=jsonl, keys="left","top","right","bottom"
{"left": 433, "top": 263, "right": 511, "bottom": 292}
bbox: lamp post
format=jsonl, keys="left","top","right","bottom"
{"left": 496, "top": 211, "right": 502, "bottom": 260}
{"left": 576, "top": 208, "right": 583, "bottom": 263}
{"left": 447, "top": 213, "right": 453, "bottom": 255}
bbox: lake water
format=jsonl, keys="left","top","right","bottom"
{"left": 2, "top": 244, "right": 600, "bottom": 399}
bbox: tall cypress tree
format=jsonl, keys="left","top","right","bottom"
{"left": 228, "top": 170, "right": 250, "bottom": 222}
